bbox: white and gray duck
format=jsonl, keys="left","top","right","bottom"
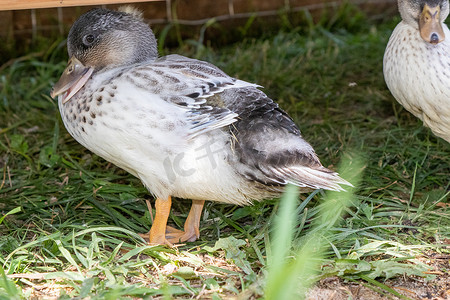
{"left": 51, "top": 7, "right": 350, "bottom": 245}
{"left": 384, "top": 0, "right": 450, "bottom": 143}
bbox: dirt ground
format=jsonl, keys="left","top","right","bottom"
{"left": 14, "top": 250, "right": 450, "bottom": 299}
{"left": 307, "top": 252, "right": 450, "bottom": 300}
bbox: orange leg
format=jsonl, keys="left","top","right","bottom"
{"left": 166, "top": 200, "right": 205, "bottom": 244}
{"left": 148, "top": 196, "right": 172, "bottom": 245}
{"left": 140, "top": 198, "right": 205, "bottom": 245}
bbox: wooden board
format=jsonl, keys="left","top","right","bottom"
{"left": 0, "top": 0, "right": 163, "bottom": 11}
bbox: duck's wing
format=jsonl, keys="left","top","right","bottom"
{"left": 222, "top": 87, "right": 350, "bottom": 191}
{"left": 127, "top": 55, "right": 258, "bottom": 138}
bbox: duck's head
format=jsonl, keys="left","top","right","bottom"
{"left": 399, "top": 0, "right": 449, "bottom": 44}
{"left": 51, "top": 7, "right": 157, "bottom": 102}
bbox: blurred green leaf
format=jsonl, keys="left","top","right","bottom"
{"left": 9, "top": 134, "right": 28, "bottom": 154}
{"left": 172, "top": 266, "right": 196, "bottom": 279}
{"left": 38, "top": 146, "right": 60, "bottom": 168}
{"left": 205, "top": 236, "right": 253, "bottom": 275}
{"left": 0, "top": 207, "right": 21, "bottom": 226}
{"left": 0, "top": 265, "right": 23, "bottom": 300}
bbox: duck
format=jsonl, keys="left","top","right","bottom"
{"left": 383, "top": 0, "right": 450, "bottom": 143}
{"left": 51, "top": 7, "right": 350, "bottom": 245}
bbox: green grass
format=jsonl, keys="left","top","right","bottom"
{"left": 1, "top": 6, "right": 449, "bottom": 299}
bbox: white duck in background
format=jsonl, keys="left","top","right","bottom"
{"left": 51, "top": 7, "right": 350, "bottom": 245}
{"left": 384, "top": 0, "right": 450, "bottom": 143}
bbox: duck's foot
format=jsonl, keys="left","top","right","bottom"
{"left": 165, "top": 225, "right": 199, "bottom": 244}
{"left": 141, "top": 198, "right": 205, "bottom": 246}
{"left": 165, "top": 199, "right": 204, "bottom": 244}
{"left": 138, "top": 226, "right": 193, "bottom": 245}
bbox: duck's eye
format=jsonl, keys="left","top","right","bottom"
{"left": 82, "top": 34, "right": 95, "bottom": 46}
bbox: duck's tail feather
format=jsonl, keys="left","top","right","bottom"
{"left": 268, "top": 165, "right": 353, "bottom": 192}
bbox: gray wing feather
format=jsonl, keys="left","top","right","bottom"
{"left": 127, "top": 55, "right": 256, "bottom": 139}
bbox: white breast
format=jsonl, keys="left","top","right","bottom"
{"left": 383, "top": 21, "right": 450, "bottom": 142}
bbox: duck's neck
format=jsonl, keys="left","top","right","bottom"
{"left": 135, "top": 33, "right": 158, "bottom": 62}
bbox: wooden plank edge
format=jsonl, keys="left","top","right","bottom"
{"left": 0, "top": 0, "right": 164, "bottom": 11}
